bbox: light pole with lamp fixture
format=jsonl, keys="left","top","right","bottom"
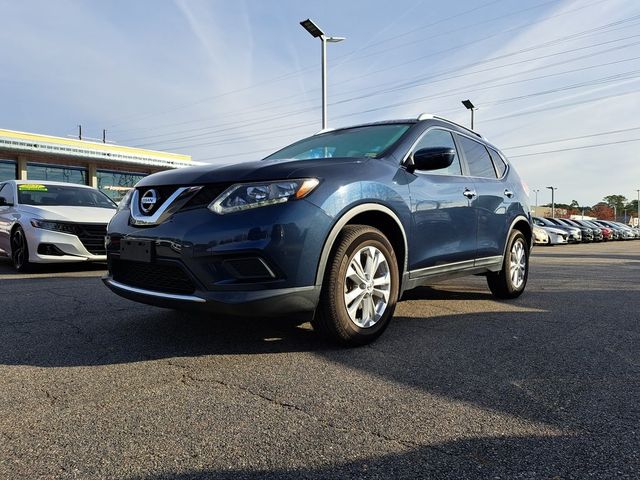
{"left": 300, "top": 19, "right": 345, "bottom": 130}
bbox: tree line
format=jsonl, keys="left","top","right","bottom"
{"left": 542, "top": 195, "right": 639, "bottom": 222}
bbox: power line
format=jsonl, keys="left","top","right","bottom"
{"left": 508, "top": 137, "right": 640, "bottom": 158}
{"left": 110, "top": 0, "right": 619, "bottom": 135}
{"left": 123, "top": 31, "right": 640, "bottom": 147}
{"left": 107, "top": 0, "right": 511, "bottom": 130}
{"left": 122, "top": 27, "right": 640, "bottom": 146}
{"left": 140, "top": 57, "right": 640, "bottom": 151}
{"left": 502, "top": 125, "right": 640, "bottom": 150}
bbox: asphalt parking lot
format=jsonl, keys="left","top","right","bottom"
{"left": 0, "top": 242, "right": 638, "bottom": 479}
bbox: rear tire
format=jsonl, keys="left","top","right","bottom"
{"left": 487, "top": 229, "right": 529, "bottom": 299}
{"left": 11, "top": 226, "right": 31, "bottom": 272}
{"left": 312, "top": 225, "right": 399, "bottom": 346}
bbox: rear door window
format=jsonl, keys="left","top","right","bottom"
{"left": 457, "top": 135, "right": 497, "bottom": 179}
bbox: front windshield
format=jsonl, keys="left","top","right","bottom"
{"left": 17, "top": 184, "right": 116, "bottom": 208}
{"left": 264, "top": 123, "right": 412, "bottom": 161}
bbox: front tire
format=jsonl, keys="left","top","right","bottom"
{"left": 312, "top": 225, "right": 399, "bottom": 346}
{"left": 487, "top": 229, "right": 529, "bottom": 299}
{"left": 11, "top": 226, "right": 30, "bottom": 272}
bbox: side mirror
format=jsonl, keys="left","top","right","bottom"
{"left": 409, "top": 147, "right": 456, "bottom": 172}
{"left": 0, "top": 196, "right": 10, "bottom": 207}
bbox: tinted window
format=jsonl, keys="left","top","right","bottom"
{"left": 26, "top": 164, "right": 86, "bottom": 185}
{"left": 457, "top": 135, "right": 497, "bottom": 178}
{"left": 412, "top": 129, "right": 462, "bottom": 176}
{"left": 0, "top": 183, "right": 14, "bottom": 204}
{"left": 264, "top": 124, "right": 411, "bottom": 161}
{"left": 488, "top": 148, "right": 507, "bottom": 177}
{"left": 97, "top": 170, "right": 146, "bottom": 203}
{"left": 0, "top": 160, "right": 16, "bottom": 181}
{"left": 17, "top": 184, "right": 115, "bottom": 208}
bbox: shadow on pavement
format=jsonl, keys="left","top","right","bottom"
{"left": 129, "top": 431, "right": 636, "bottom": 479}
{"left": 0, "top": 257, "right": 106, "bottom": 278}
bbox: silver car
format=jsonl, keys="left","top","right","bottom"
{"left": 0, "top": 180, "right": 117, "bottom": 271}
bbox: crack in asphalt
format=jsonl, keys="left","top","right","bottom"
{"left": 164, "top": 359, "right": 481, "bottom": 465}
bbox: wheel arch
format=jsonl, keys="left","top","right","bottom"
{"left": 314, "top": 203, "right": 408, "bottom": 287}
{"left": 506, "top": 215, "right": 533, "bottom": 255}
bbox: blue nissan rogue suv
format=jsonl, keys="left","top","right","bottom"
{"left": 104, "top": 114, "right": 532, "bottom": 345}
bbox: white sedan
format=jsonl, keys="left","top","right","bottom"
{"left": 0, "top": 180, "right": 117, "bottom": 271}
{"left": 540, "top": 225, "right": 569, "bottom": 245}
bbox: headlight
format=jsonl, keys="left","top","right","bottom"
{"left": 117, "top": 189, "right": 134, "bottom": 212}
{"left": 30, "top": 219, "right": 77, "bottom": 234}
{"left": 209, "top": 178, "right": 320, "bottom": 214}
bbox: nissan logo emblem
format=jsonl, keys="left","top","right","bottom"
{"left": 140, "top": 189, "right": 158, "bottom": 214}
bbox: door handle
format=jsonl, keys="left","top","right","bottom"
{"left": 463, "top": 188, "right": 477, "bottom": 199}
{"left": 504, "top": 189, "right": 514, "bottom": 198}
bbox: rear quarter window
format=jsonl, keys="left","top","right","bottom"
{"left": 488, "top": 147, "right": 508, "bottom": 178}
{"left": 456, "top": 135, "right": 497, "bottom": 179}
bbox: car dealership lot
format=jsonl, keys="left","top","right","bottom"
{"left": 0, "top": 243, "right": 638, "bottom": 479}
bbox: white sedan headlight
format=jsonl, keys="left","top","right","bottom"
{"left": 30, "top": 219, "right": 76, "bottom": 234}
{"left": 209, "top": 178, "right": 320, "bottom": 214}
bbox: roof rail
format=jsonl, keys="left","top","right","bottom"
{"left": 416, "top": 113, "right": 434, "bottom": 121}
{"left": 416, "top": 113, "right": 483, "bottom": 139}
{"left": 314, "top": 127, "right": 335, "bottom": 135}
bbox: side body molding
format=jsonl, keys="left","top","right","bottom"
{"left": 314, "top": 203, "right": 409, "bottom": 288}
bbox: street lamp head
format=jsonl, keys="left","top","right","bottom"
{"left": 461, "top": 99, "right": 475, "bottom": 110}
{"left": 546, "top": 186, "right": 556, "bottom": 190}
{"left": 300, "top": 19, "right": 324, "bottom": 38}
{"left": 326, "top": 36, "right": 346, "bottom": 43}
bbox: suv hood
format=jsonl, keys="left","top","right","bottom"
{"left": 137, "top": 157, "right": 369, "bottom": 187}
{"left": 19, "top": 205, "right": 116, "bottom": 223}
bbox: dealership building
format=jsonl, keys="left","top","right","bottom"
{"left": 0, "top": 128, "right": 193, "bottom": 202}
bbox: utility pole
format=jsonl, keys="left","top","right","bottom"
{"left": 102, "top": 129, "right": 107, "bottom": 143}
{"left": 533, "top": 189, "right": 539, "bottom": 208}
{"left": 78, "top": 125, "right": 82, "bottom": 140}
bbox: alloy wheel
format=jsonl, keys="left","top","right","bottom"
{"left": 343, "top": 245, "right": 391, "bottom": 328}
{"left": 11, "top": 229, "right": 26, "bottom": 270}
{"left": 509, "top": 238, "right": 527, "bottom": 289}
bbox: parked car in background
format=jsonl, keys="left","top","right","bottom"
{"left": 533, "top": 225, "right": 549, "bottom": 245}
{"left": 103, "top": 114, "right": 533, "bottom": 346}
{"left": 547, "top": 217, "right": 593, "bottom": 242}
{"left": 582, "top": 219, "right": 613, "bottom": 241}
{"left": 611, "top": 221, "right": 640, "bottom": 239}
{"left": 569, "top": 219, "right": 604, "bottom": 242}
{"left": 533, "top": 216, "right": 581, "bottom": 243}
{"left": 595, "top": 220, "right": 635, "bottom": 240}
{"left": 0, "top": 180, "right": 116, "bottom": 271}
{"left": 591, "top": 220, "right": 619, "bottom": 240}
{"left": 531, "top": 218, "right": 568, "bottom": 245}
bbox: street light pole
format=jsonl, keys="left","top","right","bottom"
{"left": 461, "top": 99, "right": 476, "bottom": 129}
{"left": 546, "top": 186, "right": 557, "bottom": 218}
{"left": 637, "top": 189, "right": 639, "bottom": 227}
{"left": 533, "top": 189, "right": 539, "bottom": 208}
{"left": 300, "top": 19, "right": 345, "bottom": 130}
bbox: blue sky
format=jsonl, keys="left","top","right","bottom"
{"left": 1, "top": 0, "right": 639, "bottom": 206}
